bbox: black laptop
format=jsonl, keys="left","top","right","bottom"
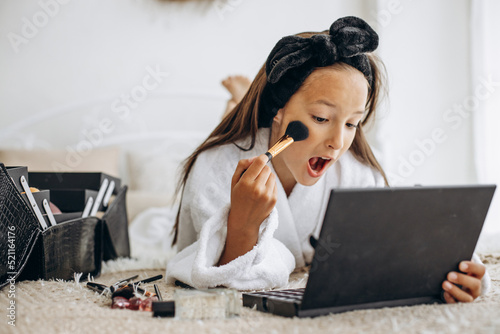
{"left": 243, "top": 185, "right": 496, "bottom": 317}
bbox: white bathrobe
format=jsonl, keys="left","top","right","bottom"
{"left": 165, "top": 128, "right": 491, "bottom": 293}
{"left": 166, "top": 128, "right": 385, "bottom": 290}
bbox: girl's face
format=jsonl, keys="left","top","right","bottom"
{"left": 270, "top": 66, "right": 369, "bottom": 193}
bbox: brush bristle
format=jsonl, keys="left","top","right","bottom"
{"left": 285, "top": 121, "right": 309, "bottom": 142}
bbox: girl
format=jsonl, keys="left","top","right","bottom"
{"left": 166, "top": 16, "right": 489, "bottom": 303}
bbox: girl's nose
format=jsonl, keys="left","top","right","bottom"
{"left": 326, "top": 129, "right": 344, "bottom": 150}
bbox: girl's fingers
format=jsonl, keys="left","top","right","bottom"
{"left": 232, "top": 157, "right": 257, "bottom": 186}
{"left": 240, "top": 155, "right": 269, "bottom": 181}
{"left": 442, "top": 280, "right": 474, "bottom": 303}
{"left": 459, "top": 261, "right": 486, "bottom": 279}
{"left": 265, "top": 172, "right": 278, "bottom": 202}
{"left": 442, "top": 291, "right": 456, "bottom": 304}
{"left": 441, "top": 260, "right": 486, "bottom": 303}
{"left": 255, "top": 165, "right": 272, "bottom": 185}
{"left": 266, "top": 171, "right": 277, "bottom": 187}
{"left": 447, "top": 271, "right": 482, "bottom": 298}
{"left": 272, "top": 180, "right": 278, "bottom": 201}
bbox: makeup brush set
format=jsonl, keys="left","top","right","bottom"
{"left": 0, "top": 163, "right": 130, "bottom": 288}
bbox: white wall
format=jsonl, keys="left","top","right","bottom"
{"left": 0, "top": 0, "right": 366, "bottom": 148}
{"left": 372, "top": 0, "right": 476, "bottom": 187}
{"left": 0, "top": 0, "right": 476, "bottom": 187}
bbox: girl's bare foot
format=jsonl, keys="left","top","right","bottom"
{"left": 221, "top": 75, "right": 252, "bottom": 119}
{"left": 222, "top": 75, "right": 251, "bottom": 103}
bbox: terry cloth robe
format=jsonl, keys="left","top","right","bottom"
{"left": 166, "top": 128, "right": 491, "bottom": 293}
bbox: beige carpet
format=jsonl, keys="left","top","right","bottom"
{"left": 2, "top": 254, "right": 500, "bottom": 334}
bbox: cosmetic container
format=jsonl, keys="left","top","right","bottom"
{"left": 152, "top": 288, "right": 240, "bottom": 319}
{"left": 174, "top": 288, "right": 240, "bottom": 320}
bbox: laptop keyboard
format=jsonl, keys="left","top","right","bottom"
{"left": 245, "top": 288, "right": 305, "bottom": 303}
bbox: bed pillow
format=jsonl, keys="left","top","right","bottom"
{"left": 126, "top": 132, "right": 206, "bottom": 201}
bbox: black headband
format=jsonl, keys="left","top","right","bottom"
{"left": 258, "top": 16, "right": 379, "bottom": 128}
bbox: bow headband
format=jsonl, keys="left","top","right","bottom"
{"left": 258, "top": 16, "right": 379, "bottom": 128}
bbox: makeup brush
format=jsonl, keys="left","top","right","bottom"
{"left": 265, "top": 120, "right": 309, "bottom": 162}
{"left": 240, "top": 121, "right": 309, "bottom": 178}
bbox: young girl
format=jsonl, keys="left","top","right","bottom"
{"left": 166, "top": 16, "right": 489, "bottom": 303}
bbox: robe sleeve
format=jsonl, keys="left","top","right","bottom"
{"left": 166, "top": 147, "right": 295, "bottom": 290}
{"left": 471, "top": 253, "right": 491, "bottom": 296}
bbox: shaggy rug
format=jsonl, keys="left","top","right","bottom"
{"left": 1, "top": 254, "right": 500, "bottom": 334}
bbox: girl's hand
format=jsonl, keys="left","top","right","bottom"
{"left": 442, "top": 261, "right": 485, "bottom": 303}
{"left": 229, "top": 154, "right": 278, "bottom": 233}
{"left": 217, "top": 155, "right": 277, "bottom": 266}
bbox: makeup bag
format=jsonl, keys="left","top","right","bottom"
{"left": 0, "top": 163, "right": 129, "bottom": 288}
{"left": 28, "top": 171, "right": 130, "bottom": 261}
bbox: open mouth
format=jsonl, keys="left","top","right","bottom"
{"left": 308, "top": 157, "right": 331, "bottom": 176}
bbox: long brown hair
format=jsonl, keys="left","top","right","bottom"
{"left": 172, "top": 32, "right": 389, "bottom": 245}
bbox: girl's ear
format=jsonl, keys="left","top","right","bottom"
{"left": 273, "top": 108, "right": 284, "bottom": 124}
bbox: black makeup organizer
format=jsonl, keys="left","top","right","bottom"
{"left": 0, "top": 163, "right": 130, "bottom": 288}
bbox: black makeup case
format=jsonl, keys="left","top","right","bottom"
{"left": 28, "top": 171, "right": 130, "bottom": 261}
{"left": 0, "top": 163, "right": 130, "bottom": 288}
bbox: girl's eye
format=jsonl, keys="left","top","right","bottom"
{"left": 347, "top": 122, "right": 360, "bottom": 129}
{"left": 313, "top": 116, "right": 328, "bottom": 124}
